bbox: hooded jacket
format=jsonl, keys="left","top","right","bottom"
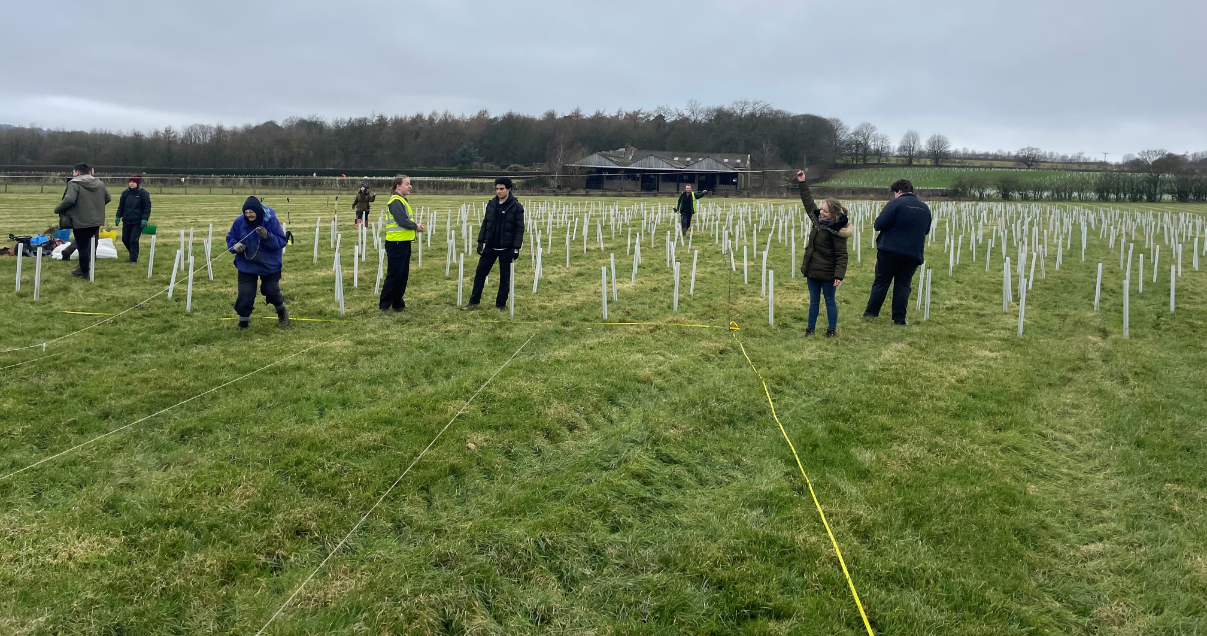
{"left": 226, "top": 197, "right": 287, "bottom": 276}
{"left": 53, "top": 174, "right": 111, "bottom": 229}
{"left": 675, "top": 190, "right": 708, "bottom": 215}
{"left": 476, "top": 195, "right": 525, "bottom": 250}
{"left": 798, "top": 181, "right": 852, "bottom": 280}
{"left": 352, "top": 188, "right": 376, "bottom": 212}
{"left": 117, "top": 186, "right": 152, "bottom": 222}
{"left": 873, "top": 192, "right": 931, "bottom": 264}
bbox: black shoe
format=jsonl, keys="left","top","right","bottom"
{"left": 71, "top": 267, "right": 86, "bottom": 278}
{"left": 805, "top": 328, "right": 815, "bottom": 336}
{"left": 894, "top": 320, "right": 908, "bottom": 326}
{"left": 392, "top": 305, "right": 406, "bottom": 312}
{"left": 495, "top": 305, "right": 507, "bottom": 312}
{"left": 237, "top": 320, "right": 250, "bottom": 331}
{"left": 276, "top": 306, "right": 290, "bottom": 327}
{"left": 825, "top": 329, "right": 837, "bottom": 338}
{"left": 861, "top": 313, "right": 876, "bottom": 321}
{"left": 459, "top": 303, "right": 480, "bottom": 311}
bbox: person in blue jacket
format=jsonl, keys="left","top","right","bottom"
{"left": 227, "top": 196, "right": 290, "bottom": 330}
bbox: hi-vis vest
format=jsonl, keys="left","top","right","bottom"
{"left": 384, "top": 194, "right": 416, "bottom": 242}
{"left": 681, "top": 191, "right": 698, "bottom": 214}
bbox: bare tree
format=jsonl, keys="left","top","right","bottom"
{"left": 925, "top": 134, "right": 952, "bottom": 166}
{"left": 851, "top": 122, "right": 877, "bottom": 164}
{"left": 897, "top": 130, "right": 920, "bottom": 165}
{"left": 872, "top": 133, "right": 891, "bottom": 163}
{"left": 1016, "top": 146, "right": 1043, "bottom": 169}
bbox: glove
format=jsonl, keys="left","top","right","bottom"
{"left": 114, "top": 217, "right": 121, "bottom": 226}
{"left": 232, "top": 243, "right": 246, "bottom": 254}
{"left": 255, "top": 226, "right": 268, "bottom": 238}
{"left": 476, "top": 242, "right": 485, "bottom": 256}
{"left": 512, "top": 248, "right": 520, "bottom": 258}
{"left": 141, "top": 220, "right": 148, "bottom": 228}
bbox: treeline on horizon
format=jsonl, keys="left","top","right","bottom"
{"left": 0, "top": 101, "right": 842, "bottom": 172}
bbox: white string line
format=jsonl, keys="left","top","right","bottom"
{"left": 0, "top": 341, "right": 323, "bottom": 483}
{"left": 0, "top": 352, "right": 59, "bottom": 372}
{"left": 254, "top": 333, "right": 535, "bottom": 636}
{"left": 0, "top": 229, "right": 258, "bottom": 355}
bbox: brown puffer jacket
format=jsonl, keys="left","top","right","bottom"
{"left": 798, "top": 180, "right": 852, "bottom": 280}
{"left": 352, "top": 189, "right": 376, "bottom": 212}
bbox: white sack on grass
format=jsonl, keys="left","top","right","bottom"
{"left": 51, "top": 237, "right": 119, "bottom": 260}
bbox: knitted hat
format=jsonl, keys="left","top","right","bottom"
{"left": 128, "top": 175, "right": 142, "bottom": 185}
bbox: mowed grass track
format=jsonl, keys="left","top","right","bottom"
{"left": 0, "top": 193, "right": 1205, "bottom": 635}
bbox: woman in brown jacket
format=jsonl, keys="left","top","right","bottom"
{"left": 796, "top": 170, "right": 852, "bottom": 337}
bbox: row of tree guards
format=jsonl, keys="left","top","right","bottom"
{"left": 11, "top": 197, "right": 1204, "bottom": 337}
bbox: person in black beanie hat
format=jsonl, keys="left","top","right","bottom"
{"left": 226, "top": 196, "right": 289, "bottom": 330}
{"left": 116, "top": 175, "right": 151, "bottom": 262}
{"left": 352, "top": 182, "right": 375, "bottom": 228}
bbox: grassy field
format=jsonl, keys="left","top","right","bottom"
{"left": 819, "top": 167, "right": 1099, "bottom": 189}
{"left": 1, "top": 192, "right": 1206, "bottom": 635}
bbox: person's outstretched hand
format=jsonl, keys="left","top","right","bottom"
{"left": 232, "top": 243, "right": 246, "bottom": 254}
{"left": 795, "top": 170, "right": 806, "bottom": 183}
{"left": 255, "top": 226, "right": 268, "bottom": 238}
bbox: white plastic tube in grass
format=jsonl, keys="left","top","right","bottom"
{"left": 456, "top": 254, "right": 464, "bottom": 306}
{"left": 924, "top": 270, "right": 932, "bottom": 321}
{"left": 14, "top": 244, "right": 21, "bottom": 292}
{"left": 768, "top": 270, "right": 775, "bottom": 326}
{"left": 185, "top": 254, "right": 194, "bottom": 313}
{"left": 509, "top": 261, "right": 515, "bottom": 317}
{"left": 167, "top": 250, "right": 180, "bottom": 299}
{"left": 761, "top": 249, "right": 768, "bottom": 297}
{"left": 601, "top": 266, "right": 608, "bottom": 319}
{"left": 610, "top": 253, "right": 617, "bottom": 301}
{"left": 353, "top": 245, "right": 359, "bottom": 288}
{"left": 89, "top": 237, "right": 96, "bottom": 282}
{"left": 673, "top": 261, "right": 680, "bottom": 313}
{"left": 1094, "top": 264, "right": 1103, "bottom": 310}
{"left": 743, "top": 246, "right": 748, "bottom": 284}
{"left": 1017, "top": 278, "right": 1026, "bottom": 337}
{"left": 1170, "top": 266, "right": 1176, "bottom": 313}
{"left": 32, "top": 246, "right": 41, "bottom": 301}
{"left": 690, "top": 250, "right": 698, "bottom": 296}
{"left": 147, "top": 235, "right": 156, "bottom": 278}
{"left": 1123, "top": 276, "right": 1130, "bottom": 338}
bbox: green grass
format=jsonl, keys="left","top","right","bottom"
{"left": 1, "top": 193, "right": 1205, "bottom": 635}
{"left": 819, "top": 167, "right": 1100, "bottom": 189}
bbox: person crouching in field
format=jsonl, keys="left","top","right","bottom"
{"left": 352, "top": 182, "right": 375, "bottom": 229}
{"left": 227, "top": 196, "right": 289, "bottom": 330}
{"left": 462, "top": 177, "right": 525, "bottom": 311}
{"left": 796, "top": 170, "right": 851, "bottom": 337}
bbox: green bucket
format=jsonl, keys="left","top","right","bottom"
{"left": 142, "top": 224, "right": 157, "bottom": 235}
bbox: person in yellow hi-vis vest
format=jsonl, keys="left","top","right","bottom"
{"left": 379, "top": 175, "right": 425, "bottom": 311}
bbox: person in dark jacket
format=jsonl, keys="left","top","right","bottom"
{"left": 227, "top": 196, "right": 290, "bottom": 330}
{"left": 116, "top": 175, "right": 152, "bottom": 262}
{"left": 674, "top": 185, "right": 708, "bottom": 234}
{"left": 352, "top": 183, "right": 375, "bottom": 228}
{"left": 462, "top": 177, "right": 525, "bottom": 311}
{"left": 863, "top": 179, "right": 932, "bottom": 324}
{"left": 53, "top": 163, "right": 110, "bottom": 278}
{"left": 797, "top": 171, "right": 852, "bottom": 337}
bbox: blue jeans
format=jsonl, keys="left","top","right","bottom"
{"left": 807, "top": 277, "right": 838, "bottom": 330}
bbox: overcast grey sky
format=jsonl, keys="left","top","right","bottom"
{"left": 2, "top": 0, "right": 1204, "bottom": 157}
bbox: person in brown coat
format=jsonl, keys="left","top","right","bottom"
{"left": 796, "top": 170, "right": 852, "bottom": 337}
{"left": 352, "top": 183, "right": 376, "bottom": 228}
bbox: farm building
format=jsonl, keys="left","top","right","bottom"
{"left": 567, "top": 146, "right": 753, "bottom": 194}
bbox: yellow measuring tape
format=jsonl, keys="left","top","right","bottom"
{"left": 62, "top": 311, "right": 116, "bottom": 316}
{"left": 730, "top": 322, "right": 875, "bottom": 636}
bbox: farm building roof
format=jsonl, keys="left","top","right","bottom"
{"left": 568, "top": 147, "right": 750, "bottom": 172}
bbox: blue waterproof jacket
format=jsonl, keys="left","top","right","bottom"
{"left": 226, "top": 205, "right": 287, "bottom": 275}
{"left": 873, "top": 193, "right": 932, "bottom": 264}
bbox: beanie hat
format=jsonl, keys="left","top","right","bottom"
{"left": 128, "top": 175, "right": 142, "bottom": 185}
{"left": 242, "top": 196, "right": 265, "bottom": 224}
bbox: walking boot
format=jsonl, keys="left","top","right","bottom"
{"left": 276, "top": 305, "right": 290, "bottom": 327}
{"left": 237, "top": 318, "right": 250, "bottom": 331}
{"left": 825, "top": 329, "right": 837, "bottom": 338}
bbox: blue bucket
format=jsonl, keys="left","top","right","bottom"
{"left": 56, "top": 230, "right": 71, "bottom": 241}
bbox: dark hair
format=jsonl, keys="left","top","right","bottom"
{"left": 73, "top": 163, "right": 91, "bottom": 174}
{"left": 890, "top": 179, "right": 914, "bottom": 193}
{"left": 391, "top": 174, "right": 410, "bottom": 191}
{"left": 495, "top": 177, "right": 514, "bottom": 190}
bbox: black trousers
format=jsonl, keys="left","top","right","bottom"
{"left": 235, "top": 271, "right": 284, "bottom": 318}
{"left": 379, "top": 240, "right": 412, "bottom": 310}
{"left": 469, "top": 249, "right": 514, "bottom": 308}
{"left": 70, "top": 226, "right": 100, "bottom": 275}
{"left": 681, "top": 213, "right": 692, "bottom": 234}
{"left": 865, "top": 249, "right": 921, "bottom": 322}
{"left": 121, "top": 221, "right": 141, "bottom": 262}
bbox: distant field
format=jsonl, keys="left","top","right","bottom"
{"left": 819, "top": 167, "right": 1099, "bottom": 189}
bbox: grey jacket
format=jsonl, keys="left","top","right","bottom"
{"left": 54, "top": 174, "right": 111, "bottom": 229}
